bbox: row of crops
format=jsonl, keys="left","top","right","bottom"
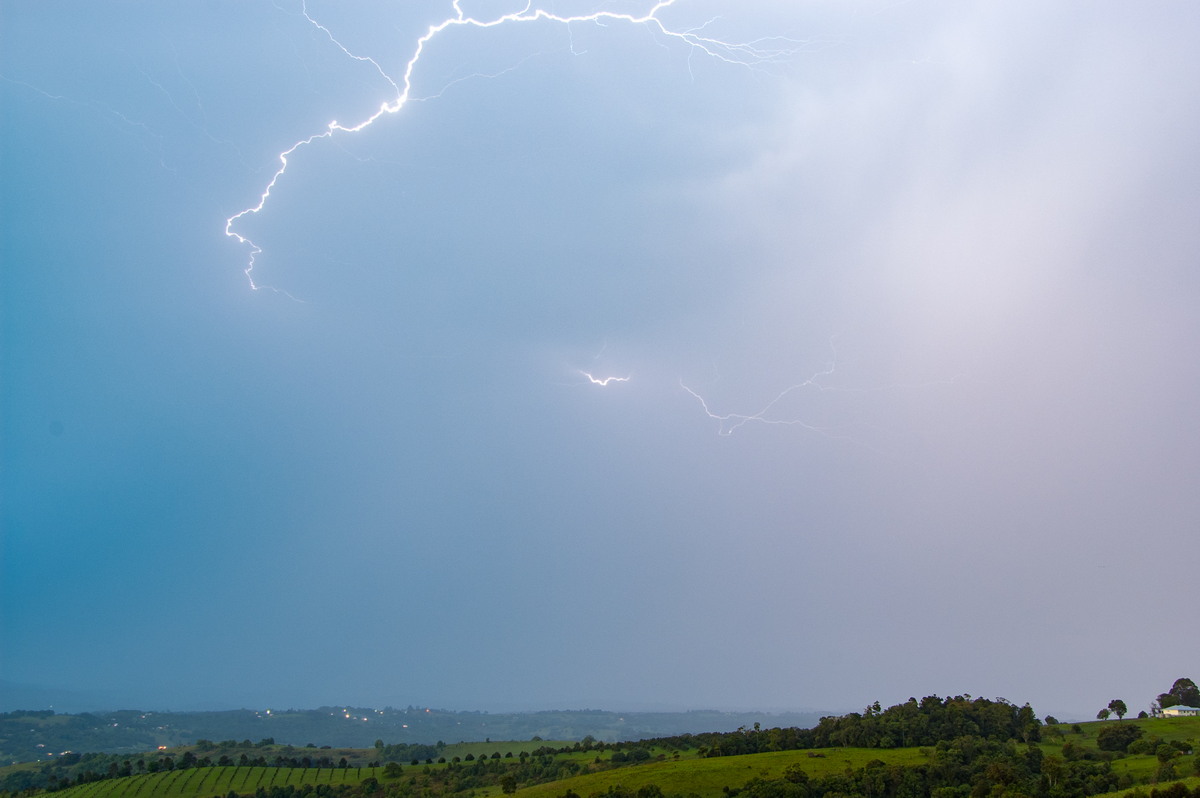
{"left": 52, "top": 765, "right": 379, "bottom": 798}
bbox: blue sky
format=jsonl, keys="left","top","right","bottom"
{"left": 3, "top": 1, "right": 1199, "bottom": 720}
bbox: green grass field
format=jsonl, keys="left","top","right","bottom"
{"left": 1093, "top": 777, "right": 1200, "bottom": 798}
{"left": 1039, "top": 717, "right": 1200, "bottom": 785}
{"left": 1041, "top": 717, "right": 1200, "bottom": 747}
{"left": 34, "top": 747, "right": 931, "bottom": 798}
{"left": 1045, "top": 717, "right": 1200, "bottom": 745}
{"left": 509, "top": 747, "right": 932, "bottom": 798}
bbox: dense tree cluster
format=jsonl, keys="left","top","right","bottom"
{"left": 808, "top": 696, "right": 1042, "bottom": 749}
{"left": 1095, "top": 723, "right": 1143, "bottom": 752}
{"left": 1157, "top": 680, "right": 1200, "bottom": 712}
{"left": 378, "top": 743, "right": 442, "bottom": 765}
{"left": 693, "top": 696, "right": 1041, "bottom": 756}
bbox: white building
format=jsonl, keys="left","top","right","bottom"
{"left": 1160, "top": 705, "right": 1200, "bottom": 717}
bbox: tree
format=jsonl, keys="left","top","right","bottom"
{"left": 1017, "top": 703, "right": 1042, "bottom": 742}
{"left": 1097, "top": 708, "right": 1111, "bottom": 721}
{"left": 1042, "top": 755, "right": 1065, "bottom": 788}
{"left": 783, "top": 764, "right": 810, "bottom": 785}
{"left": 1157, "top": 678, "right": 1200, "bottom": 709}
{"left": 1097, "top": 723, "right": 1143, "bottom": 752}
{"left": 1108, "top": 699, "right": 1128, "bottom": 720}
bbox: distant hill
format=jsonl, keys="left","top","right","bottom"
{"left": 0, "top": 707, "right": 828, "bottom": 765}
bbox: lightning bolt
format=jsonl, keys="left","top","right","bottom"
{"left": 580, "top": 371, "right": 632, "bottom": 386}
{"left": 224, "top": 0, "right": 806, "bottom": 293}
{"left": 681, "top": 356, "right": 838, "bottom": 437}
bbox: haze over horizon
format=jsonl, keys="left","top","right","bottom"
{"left": 3, "top": 1, "right": 1198, "bottom": 724}
{"left": 0, "top": 676, "right": 839, "bottom": 717}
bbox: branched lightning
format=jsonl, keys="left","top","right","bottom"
{"left": 224, "top": 0, "right": 807, "bottom": 293}
{"left": 681, "top": 357, "right": 838, "bottom": 437}
{"left": 1, "top": 75, "right": 174, "bottom": 172}
{"left": 682, "top": 347, "right": 961, "bottom": 452}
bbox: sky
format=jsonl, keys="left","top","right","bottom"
{"left": 2, "top": 1, "right": 1198, "bottom": 722}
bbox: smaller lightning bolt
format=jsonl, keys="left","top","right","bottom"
{"left": 580, "top": 371, "right": 632, "bottom": 386}
{"left": 2, "top": 75, "right": 174, "bottom": 172}
{"left": 681, "top": 354, "right": 837, "bottom": 436}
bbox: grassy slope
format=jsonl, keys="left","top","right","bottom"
{"left": 1093, "top": 778, "right": 1200, "bottom": 798}
{"left": 513, "top": 718, "right": 1200, "bottom": 798}
{"left": 510, "top": 748, "right": 931, "bottom": 798}
{"left": 1040, "top": 717, "right": 1200, "bottom": 784}
{"left": 35, "top": 748, "right": 930, "bottom": 798}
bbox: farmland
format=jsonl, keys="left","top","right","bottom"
{"left": 6, "top": 704, "right": 1199, "bottom": 798}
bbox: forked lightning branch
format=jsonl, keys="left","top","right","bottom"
{"left": 224, "top": 0, "right": 802, "bottom": 292}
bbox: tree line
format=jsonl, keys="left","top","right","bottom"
{"left": 626, "top": 695, "right": 1043, "bottom": 758}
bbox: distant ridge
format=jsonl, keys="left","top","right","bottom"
{"left": 0, "top": 706, "right": 832, "bottom": 762}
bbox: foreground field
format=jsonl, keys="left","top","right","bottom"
{"left": 1093, "top": 778, "right": 1200, "bottom": 798}
{"left": 49, "top": 765, "right": 373, "bottom": 798}
{"left": 42, "top": 747, "right": 933, "bottom": 798}
{"left": 512, "top": 747, "right": 932, "bottom": 798}
{"left": 1039, "top": 717, "right": 1200, "bottom": 785}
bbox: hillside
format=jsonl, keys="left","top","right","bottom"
{"left": 4, "top": 698, "right": 1198, "bottom": 798}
